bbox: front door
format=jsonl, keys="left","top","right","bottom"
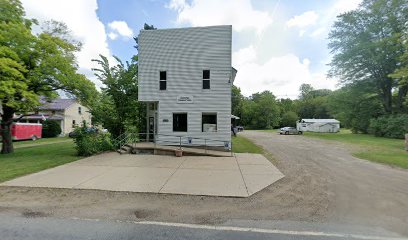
{"left": 148, "top": 116, "right": 154, "bottom": 142}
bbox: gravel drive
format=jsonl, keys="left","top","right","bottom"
{"left": 242, "top": 131, "right": 408, "bottom": 236}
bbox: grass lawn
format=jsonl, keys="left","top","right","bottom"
{"left": 303, "top": 129, "right": 408, "bottom": 169}
{"left": 13, "top": 136, "right": 71, "bottom": 148}
{"left": 0, "top": 142, "right": 81, "bottom": 183}
{"left": 232, "top": 135, "right": 263, "bottom": 154}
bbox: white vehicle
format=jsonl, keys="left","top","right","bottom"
{"left": 279, "top": 127, "right": 302, "bottom": 135}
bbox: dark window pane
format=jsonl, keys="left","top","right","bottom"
{"left": 160, "top": 81, "right": 166, "bottom": 90}
{"left": 203, "top": 79, "right": 210, "bottom": 89}
{"left": 173, "top": 113, "right": 187, "bottom": 132}
{"left": 203, "top": 70, "right": 210, "bottom": 79}
{"left": 160, "top": 71, "right": 166, "bottom": 80}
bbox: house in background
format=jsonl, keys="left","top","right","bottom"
{"left": 15, "top": 99, "right": 92, "bottom": 135}
{"left": 138, "top": 25, "right": 236, "bottom": 147}
{"left": 297, "top": 119, "right": 340, "bottom": 133}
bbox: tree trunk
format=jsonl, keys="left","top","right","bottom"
{"left": 1, "top": 106, "right": 15, "bottom": 154}
{"left": 381, "top": 79, "right": 393, "bottom": 114}
{"left": 396, "top": 85, "right": 408, "bottom": 113}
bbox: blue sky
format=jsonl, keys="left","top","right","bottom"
{"left": 21, "top": 0, "right": 362, "bottom": 98}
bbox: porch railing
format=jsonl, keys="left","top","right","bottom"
{"left": 112, "top": 132, "right": 233, "bottom": 155}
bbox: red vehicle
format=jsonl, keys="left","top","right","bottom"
{"left": 11, "top": 123, "right": 42, "bottom": 141}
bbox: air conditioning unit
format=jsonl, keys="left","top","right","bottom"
{"left": 203, "top": 124, "right": 217, "bottom": 132}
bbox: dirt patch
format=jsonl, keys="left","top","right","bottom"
{"left": 134, "top": 209, "right": 158, "bottom": 219}
{"left": 193, "top": 213, "right": 225, "bottom": 225}
{"left": 22, "top": 210, "right": 48, "bottom": 218}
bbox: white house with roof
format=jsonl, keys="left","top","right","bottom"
{"left": 138, "top": 25, "right": 236, "bottom": 147}
{"left": 15, "top": 99, "right": 91, "bottom": 135}
{"left": 297, "top": 119, "right": 340, "bottom": 133}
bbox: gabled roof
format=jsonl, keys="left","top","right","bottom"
{"left": 39, "top": 98, "right": 76, "bottom": 110}
{"left": 301, "top": 119, "right": 340, "bottom": 123}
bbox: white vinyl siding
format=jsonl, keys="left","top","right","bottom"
{"left": 138, "top": 25, "right": 232, "bottom": 146}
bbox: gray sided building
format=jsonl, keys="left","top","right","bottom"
{"left": 138, "top": 25, "right": 236, "bottom": 147}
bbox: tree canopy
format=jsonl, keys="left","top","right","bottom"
{"left": 91, "top": 55, "right": 143, "bottom": 138}
{"left": 328, "top": 0, "right": 408, "bottom": 113}
{"left": 0, "top": 0, "right": 98, "bottom": 153}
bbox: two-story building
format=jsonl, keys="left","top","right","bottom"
{"left": 138, "top": 25, "right": 236, "bottom": 147}
{"left": 15, "top": 99, "right": 92, "bottom": 135}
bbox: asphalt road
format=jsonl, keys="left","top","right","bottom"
{"left": 1, "top": 214, "right": 406, "bottom": 240}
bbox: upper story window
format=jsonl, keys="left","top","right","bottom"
{"left": 160, "top": 71, "right": 167, "bottom": 90}
{"left": 78, "top": 107, "right": 82, "bottom": 114}
{"left": 203, "top": 70, "right": 210, "bottom": 89}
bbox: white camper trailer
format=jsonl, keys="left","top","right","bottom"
{"left": 297, "top": 119, "right": 340, "bottom": 133}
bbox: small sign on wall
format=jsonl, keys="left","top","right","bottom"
{"left": 177, "top": 95, "right": 194, "bottom": 104}
{"left": 224, "top": 141, "right": 231, "bottom": 150}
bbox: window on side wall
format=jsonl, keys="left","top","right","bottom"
{"left": 173, "top": 113, "right": 187, "bottom": 132}
{"left": 160, "top": 71, "right": 167, "bottom": 90}
{"left": 78, "top": 107, "right": 82, "bottom": 114}
{"left": 203, "top": 70, "right": 210, "bottom": 89}
{"left": 72, "top": 120, "right": 76, "bottom": 128}
{"left": 202, "top": 113, "right": 217, "bottom": 132}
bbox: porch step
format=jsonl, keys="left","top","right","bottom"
{"left": 117, "top": 145, "right": 132, "bottom": 154}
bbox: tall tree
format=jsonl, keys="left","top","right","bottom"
{"left": 231, "top": 85, "right": 244, "bottom": 118}
{"left": 92, "top": 55, "right": 142, "bottom": 138}
{"left": 0, "top": 0, "right": 97, "bottom": 154}
{"left": 328, "top": 0, "right": 408, "bottom": 113}
{"left": 242, "top": 91, "right": 280, "bottom": 129}
{"left": 298, "top": 83, "right": 314, "bottom": 100}
{"left": 389, "top": 32, "right": 408, "bottom": 112}
{"left": 327, "top": 84, "right": 384, "bottom": 133}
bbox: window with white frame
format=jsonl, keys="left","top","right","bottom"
{"left": 160, "top": 71, "right": 167, "bottom": 90}
{"left": 203, "top": 70, "right": 210, "bottom": 89}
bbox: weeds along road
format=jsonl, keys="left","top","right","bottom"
{"left": 242, "top": 130, "right": 408, "bottom": 236}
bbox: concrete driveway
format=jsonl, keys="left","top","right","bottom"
{"left": 1, "top": 152, "right": 284, "bottom": 197}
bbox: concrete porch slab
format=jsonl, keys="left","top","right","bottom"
{"left": 0, "top": 153, "right": 284, "bottom": 197}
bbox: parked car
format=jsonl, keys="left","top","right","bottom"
{"left": 279, "top": 127, "right": 302, "bottom": 135}
{"left": 68, "top": 127, "right": 99, "bottom": 138}
{"left": 237, "top": 126, "right": 244, "bottom": 132}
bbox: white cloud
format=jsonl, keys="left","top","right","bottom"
{"left": 108, "top": 32, "right": 118, "bottom": 40}
{"left": 334, "top": 0, "right": 362, "bottom": 13}
{"left": 286, "top": 11, "right": 319, "bottom": 28}
{"left": 107, "top": 20, "right": 134, "bottom": 39}
{"left": 167, "top": 0, "right": 273, "bottom": 34}
{"left": 166, "top": 0, "right": 350, "bottom": 98}
{"left": 232, "top": 46, "right": 336, "bottom": 98}
{"left": 309, "top": 0, "right": 362, "bottom": 38}
{"left": 20, "top": 0, "right": 113, "bottom": 88}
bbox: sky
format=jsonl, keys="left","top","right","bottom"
{"left": 21, "top": 0, "right": 362, "bottom": 99}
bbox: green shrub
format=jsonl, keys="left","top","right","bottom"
{"left": 72, "top": 125, "right": 113, "bottom": 156}
{"left": 42, "top": 120, "right": 62, "bottom": 138}
{"left": 369, "top": 114, "right": 408, "bottom": 139}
